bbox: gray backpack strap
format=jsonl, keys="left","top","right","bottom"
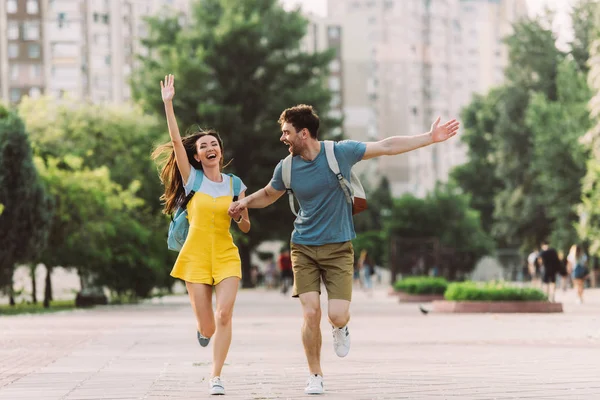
{"left": 281, "top": 156, "right": 298, "bottom": 216}
{"left": 323, "top": 141, "right": 352, "bottom": 204}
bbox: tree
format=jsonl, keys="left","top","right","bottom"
{"left": 569, "top": 0, "right": 599, "bottom": 74}
{"left": 131, "top": 0, "right": 340, "bottom": 286}
{"left": 0, "top": 105, "right": 52, "bottom": 305}
{"left": 386, "top": 182, "right": 493, "bottom": 280}
{"left": 451, "top": 91, "right": 504, "bottom": 235}
{"left": 35, "top": 156, "right": 162, "bottom": 303}
{"left": 18, "top": 96, "right": 175, "bottom": 299}
{"left": 527, "top": 58, "right": 591, "bottom": 252}
{"left": 578, "top": 3, "right": 600, "bottom": 256}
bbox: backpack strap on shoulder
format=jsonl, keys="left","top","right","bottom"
{"left": 323, "top": 140, "right": 352, "bottom": 204}
{"left": 281, "top": 155, "right": 298, "bottom": 216}
{"left": 191, "top": 168, "right": 204, "bottom": 193}
{"left": 180, "top": 168, "right": 203, "bottom": 211}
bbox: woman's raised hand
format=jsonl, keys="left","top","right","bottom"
{"left": 160, "top": 74, "right": 175, "bottom": 103}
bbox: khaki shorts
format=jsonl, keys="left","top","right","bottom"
{"left": 290, "top": 241, "right": 354, "bottom": 301}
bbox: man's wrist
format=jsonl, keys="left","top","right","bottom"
{"left": 234, "top": 215, "right": 243, "bottom": 223}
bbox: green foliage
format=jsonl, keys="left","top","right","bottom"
{"left": 569, "top": 0, "right": 599, "bottom": 74}
{"left": 352, "top": 231, "right": 386, "bottom": 266}
{"left": 451, "top": 91, "right": 504, "bottom": 234}
{"left": 0, "top": 299, "right": 75, "bottom": 316}
{"left": 131, "top": 0, "right": 339, "bottom": 285}
{"left": 526, "top": 58, "right": 592, "bottom": 252}
{"left": 393, "top": 276, "right": 448, "bottom": 295}
{"left": 35, "top": 157, "right": 165, "bottom": 298}
{"left": 578, "top": 2, "right": 600, "bottom": 256}
{"left": 387, "top": 182, "right": 494, "bottom": 276}
{"left": 0, "top": 108, "right": 52, "bottom": 294}
{"left": 354, "top": 176, "right": 393, "bottom": 232}
{"left": 444, "top": 282, "right": 547, "bottom": 302}
{"left": 18, "top": 97, "right": 175, "bottom": 298}
{"left": 453, "top": 12, "right": 597, "bottom": 252}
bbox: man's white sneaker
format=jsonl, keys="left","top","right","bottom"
{"left": 332, "top": 325, "right": 351, "bottom": 357}
{"left": 304, "top": 374, "right": 324, "bottom": 395}
{"left": 209, "top": 376, "right": 225, "bottom": 395}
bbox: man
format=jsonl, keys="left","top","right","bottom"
{"left": 537, "top": 240, "right": 561, "bottom": 302}
{"left": 228, "top": 104, "right": 459, "bottom": 395}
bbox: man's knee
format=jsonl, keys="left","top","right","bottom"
{"left": 328, "top": 311, "right": 349, "bottom": 328}
{"left": 303, "top": 305, "right": 321, "bottom": 328}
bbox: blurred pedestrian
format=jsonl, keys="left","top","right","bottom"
{"left": 537, "top": 241, "right": 561, "bottom": 302}
{"left": 568, "top": 244, "right": 589, "bottom": 304}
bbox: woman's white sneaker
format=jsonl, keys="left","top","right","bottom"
{"left": 304, "top": 374, "right": 324, "bottom": 395}
{"left": 209, "top": 376, "right": 225, "bottom": 395}
{"left": 332, "top": 325, "right": 351, "bottom": 357}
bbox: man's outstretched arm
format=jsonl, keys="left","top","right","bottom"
{"left": 228, "top": 184, "right": 285, "bottom": 217}
{"left": 362, "top": 117, "right": 460, "bottom": 160}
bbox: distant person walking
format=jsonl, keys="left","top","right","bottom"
{"left": 567, "top": 244, "right": 589, "bottom": 304}
{"left": 278, "top": 248, "right": 293, "bottom": 295}
{"left": 538, "top": 241, "right": 561, "bottom": 302}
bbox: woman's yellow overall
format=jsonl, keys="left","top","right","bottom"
{"left": 171, "top": 179, "right": 241, "bottom": 285}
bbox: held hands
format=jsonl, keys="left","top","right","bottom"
{"left": 160, "top": 74, "right": 175, "bottom": 103}
{"left": 228, "top": 200, "right": 247, "bottom": 222}
{"left": 429, "top": 117, "right": 460, "bottom": 144}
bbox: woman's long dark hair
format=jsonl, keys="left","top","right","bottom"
{"left": 151, "top": 128, "right": 229, "bottom": 215}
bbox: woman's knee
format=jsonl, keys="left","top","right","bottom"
{"left": 215, "top": 307, "right": 234, "bottom": 326}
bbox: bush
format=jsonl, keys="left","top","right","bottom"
{"left": 444, "top": 282, "right": 547, "bottom": 301}
{"left": 393, "top": 276, "right": 448, "bottom": 295}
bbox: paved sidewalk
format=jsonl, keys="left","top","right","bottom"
{"left": 1, "top": 286, "right": 600, "bottom": 399}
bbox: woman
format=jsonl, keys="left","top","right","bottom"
{"left": 567, "top": 244, "right": 589, "bottom": 304}
{"left": 152, "top": 74, "right": 250, "bottom": 395}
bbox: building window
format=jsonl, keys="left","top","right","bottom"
{"left": 10, "top": 89, "right": 21, "bottom": 103}
{"left": 7, "top": 0, "right": 18, "bottom": 13}
{"left": 30, "top": 64, "right": 42, "bottom": 78}
{"left": 28, "top": 43, "right": 41, "bottom": 58}
{"left": 329, "top": 60, "right": 341, "bottom": 73}
{"left": 8, "top": 44, "right": 19, "bottom": 59}
{"left": 330, "top": 93, "right": 341, "bottom": 108}
{"left": 23, "top": 21, "right": 41, "bottom": 40}
{"left": 328, "top": 26, "right": 340, "bottom": 39}
{"left": 10, "top": 65, "right": 19, "bottom": 80}
{"left": 27, "top": 0, "right": 39, "bottom": 14}
{"left": 58, "top": 12, "right": 67, "bottom": 28}
{"left": 328, "top": 77, "right": 341, "bottom": 91}
{"left": 8, "top": 21, "right": 19, "bottom": 40}
{"left": 105, "top": 55, "right": 111, "bottom": 65}
{"left": 29, "top": 87, "right": 42, "bottom": 98}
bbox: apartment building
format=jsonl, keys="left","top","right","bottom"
{"left": 303, "top": 11, "right": 381, "bottom": 179}
{"left": 0, "top": 0, "right": 191, "bottom": 105}
{"left": 1, "top": 0, "right": 45, "bottom": 103}
{"left": 327, "top": 0, "right": 527, "bottom": 197}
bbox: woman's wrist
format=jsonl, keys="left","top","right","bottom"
{"left": 234, "top": 215, "right": 243, "bottom": 223}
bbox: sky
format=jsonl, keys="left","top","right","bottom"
{"left": 280, "top": 0, "right": 576, "bottom": 45}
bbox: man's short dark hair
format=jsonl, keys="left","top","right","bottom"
{"left": 278, "top": 104, "right": 320, "bottom": 139}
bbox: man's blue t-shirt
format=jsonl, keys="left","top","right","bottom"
{"left": 270, "top": 140, "right": 366, "bottom": 246}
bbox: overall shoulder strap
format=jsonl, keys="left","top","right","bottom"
{"left": 281, "top": 156, "right": 298, "bottom": 216}
{"left": 323, "top": 141, "right": 352, "bottom": 204}
{"left": 227, "top": 174, "right": 242, "bottom": 201}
